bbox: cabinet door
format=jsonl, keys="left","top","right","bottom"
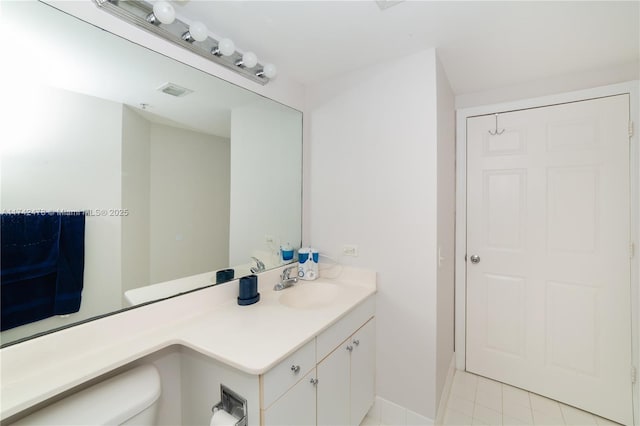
{"left": 263, "top": 369, "right": 317, "bottom": 426}
{"left": 350, "top": 318, "right": 375, "bottom": 426}
{"left": 317, "top": 343, "right": 350, "bottom": 426}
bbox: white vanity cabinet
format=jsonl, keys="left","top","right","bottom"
{"left": 261, "top": 337, "right": 317, "bottom": 426}
{"left": 262, "top": 368, "right": 318, "bottom": 426}
{"left": 317, "top": 318, "right": 376, "bottom": 426}
{"left": 317, "top": 344, "right": 350, "bottom": 425}
{"left": 348, "top": 319, "right": 376, "bottom": 425}
{"left": 0, "top": 265, "right": 377, "bottom": 425}
{"left": 261, "top": 296, "right": 375, "bottom": 426}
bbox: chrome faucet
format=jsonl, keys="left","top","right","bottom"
{"left": 273, "top": 264, "right": 299, "bottom": 291}
{"left": 250, "top": 257, "right": 265, "bottom": 274}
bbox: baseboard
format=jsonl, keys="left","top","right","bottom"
{"left": 364, "top": 354, "right": 456, "bottom": 426}
{"left": 434, "top": 354, "right": 457, "bottom": 426}
{"left": 366, "top": 396, "right": 434, "bottom": 426}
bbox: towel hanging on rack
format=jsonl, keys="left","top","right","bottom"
{"left": 1, "top": 212, "right": 86, "bottom": 331}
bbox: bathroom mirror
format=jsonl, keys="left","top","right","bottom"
{"left": 0, "top": 1, "right": 302, "bottom": 346}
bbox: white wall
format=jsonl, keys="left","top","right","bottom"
{"left": 0, "top": 85, "right": 123, "bottom": 343}
{"left": 306, "top": 49, "right": 450, "bottom": 420}
{"left": 434, "top": 56, "right": 456, "bottom": 415}
{"left": 455, "top": 61, "right": 639, "bottom": 109}
{"left": 229, "top": 100, "right": 303, "bottom": 267}
{"left": 121, "top": 106, "right": 151, "bottom": 296}
{"left": 149, "top": 123, "right": 230, "bottom": 284}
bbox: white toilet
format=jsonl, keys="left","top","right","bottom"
{"left": 12, "top": 364, "right": 161, "bottom": 425}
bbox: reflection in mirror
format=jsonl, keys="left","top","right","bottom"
{"left": 0, "top": 1, "right": 302, "bottom": 346}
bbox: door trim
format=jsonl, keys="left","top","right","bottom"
{"left": 454, "top": 81, "right": 640, "bottom": 422}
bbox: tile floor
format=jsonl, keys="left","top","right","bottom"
{"left": 442, "top": 371, "right": 622, "bottom": 426}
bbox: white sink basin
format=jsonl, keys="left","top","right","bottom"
{"left": 278, "top": 282, "right": 342, "bottom": 309}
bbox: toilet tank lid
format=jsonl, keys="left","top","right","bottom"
{"left": 12, "top": 364, "right": 161, "bottom": 426}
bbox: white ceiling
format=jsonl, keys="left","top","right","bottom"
{"left": 176, "top": 1, "right": 640, "bottom": 94}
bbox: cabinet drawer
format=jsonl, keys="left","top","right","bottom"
{"left": 316, "top": 295, "right": 375, "bottom": 362}
{"left": 262, "top": 339, "right": 316, "bottom": 409}
{"left": 262, "top": 368, "right": 316, "bottom": 426}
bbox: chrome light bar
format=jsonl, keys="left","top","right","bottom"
{"left": 93, "top": 0, "right": 270, "bottom": 85}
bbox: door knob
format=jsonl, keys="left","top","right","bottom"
{"left": 470, "top": 255, "right": 481, "bottom": 264}
{"left": 290, "top": 365, "right": 300, "bottom": 374}
{"left": 310, "top": 378, "right": 319, "bottom": 386}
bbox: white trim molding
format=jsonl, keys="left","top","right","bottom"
{"left": 435, "top": 355, "right": 457, "bottom": 426}
{"left": 366, "top": 396, "right": 434, "bottom": 426}
{"left": 454, "top": 81, "right": 640, "bottom": 424}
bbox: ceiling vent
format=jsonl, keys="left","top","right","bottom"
{"left": 157, "top": 82, "right": 193, "bottom": 97}
{"left": 375, "top": 0, "right": 404, "bottom": 11}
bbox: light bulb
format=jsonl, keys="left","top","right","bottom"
{"left": 189, "top": 21, "right": 208, "bottom": 42}
{"left": 152, "top": 1, "right": 175, "bottom": 24}
{"left": 218, "top": 38, "right": 235, "bottom": 56}
{"left": 262, "top": 63, "right": 277, "bottom": 79}
{"left": 241, "top": 51, "right": 258, "bottom": 68}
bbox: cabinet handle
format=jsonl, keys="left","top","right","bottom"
{"left": 310, "top": 378, "right": 319, "bottom": 386}
{"left": 353, "top": 339, "right": 360, "bottom": 346}
{"left": 290, "top": 365, "right": 300, "bottom": 374}
{"left": 346, "top": 345, "right": 354, "bottom": 352}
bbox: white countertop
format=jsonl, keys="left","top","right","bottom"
{"left": 123, "top": 251, "right": 288, "bottom": 306}
{"left": 0, "top": 265, "right": 376, "bottom": 420}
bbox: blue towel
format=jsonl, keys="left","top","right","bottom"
{"left": 1, "top": 213, "right": 85, "bottom": 331}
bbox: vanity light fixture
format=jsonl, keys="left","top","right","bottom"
{"left": 182, "top": 21, "right": 208, "bottom": 43}
{"left": 147, "top": 0, "right": 175, "bottom": 24}
{"left": 211, "top": 38, "right": 235, "bottom": 57}
{"left": 235, "top": 51, "right": 258, "bottom": 68}
{"left": 94, "top": 0, "right": 276, "bottom": 85}
{"left": 256, "top": 64, "right": 277, "bottom": 79}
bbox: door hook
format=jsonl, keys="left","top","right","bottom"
{"left": 488, "top": 114, "right": 505, "bottom": 136}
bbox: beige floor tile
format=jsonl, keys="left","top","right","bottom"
{"left": 530, "top": 394, "right": 563, "bottom": 418}
{"left": 532, "top": 409, "right": 565, "bottom": 426}
{"left": 473, "top": 404, "right": 503, "bottom": 425}
{"left": 452, "top": 379, "right": 478, "bottom": 402}
{"left": 455, "top": 371, "right": 480, "bottom": 387}
{"left": 502, "top": 385, "right": 531, "bottom": 409}
{"left": 503, "top": 414, "right": 534, "bottom": 426}
{"left": 594, "top": 415, "right": 622, "bottom": 426}
{"left": 476, "top": 389, "right": 502, "bottom": 412}
{"left": 448, "top": 395, "right": 476, "bottom": 417}
{"left": 445, "top": 408, "right": 474, "bottom": 426}
{"left": 560, "top": 405, "right": 597, "bottom": 426}
{"left": 360, "top": 415, "right": 380, "bottom": 426}
{"left": 502, "top": 402, "right": 533, "bottom": 424}
{"left": 477, "top": 377, "right": 503, "bottom": 396}
{"left": 444, "top": 371, "right": 616, "bottom": 426}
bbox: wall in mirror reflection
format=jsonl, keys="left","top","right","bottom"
{"left": 2, "top": 83, "right": 301, "bottom": 345}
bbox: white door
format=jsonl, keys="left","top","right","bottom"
{"left": 466, "top": 95, "right": 632, "bottom": 425}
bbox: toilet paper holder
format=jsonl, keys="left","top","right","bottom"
{"left": 212, "top": 384, "right": 247, "bottom": 426}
